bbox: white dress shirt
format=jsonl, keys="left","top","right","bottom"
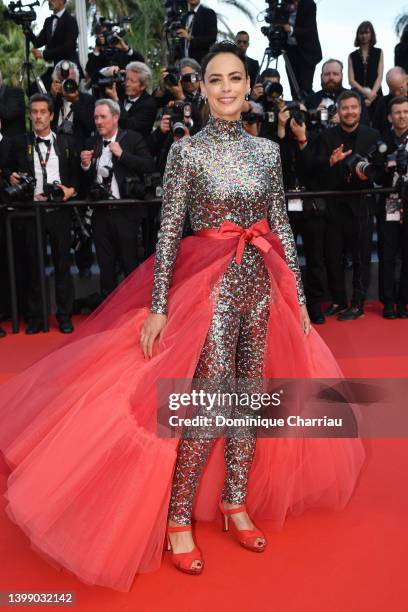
{"left": 96, "top": 131, "right": 120, "bottom": 199}
{"left": 33, "top": 131, "right": 61, "bottom": 196}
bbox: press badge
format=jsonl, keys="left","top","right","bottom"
{"left": 287, "top": 198, "right": 303, "bottom": 212}
{"left": 385, "top": 194, "right": 401, "bottom": 222}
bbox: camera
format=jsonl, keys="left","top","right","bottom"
{"left": 308, "top": 104, "right": 337, "bottom": 130}
{"left": 344, "top": 141, "right": 388, "bottom": 182}
{"left": 97, "top": 16, "right": 133, "bottom": 50}
{"left": 285, "top": 101, "right": 307, "bottom": 126}
{"left": 261, "top": 0, "right": 297, "bottom": 59}
{"left": 163, "top": 66, "right": 180, "bottom": 87}
{"left": 59, "top": 60, "right": 78, "bottom": 95}
{"left": 43, "top": 181, "right": 65, "bottom": 202}
{"left": 4, "top": 0, "right": 38, "bottom": 29}
{"left": 2, "top": 174, "right": 35, "bottom": 203}
{"left": 180, "top": 72, "right": 200, "bottom": 85}
{"left": 387, "top": 140, "right": 408, "bottom": 199}
{"left": 165, "top": 100, "right": 192, "bottom": 136}
{"left": 88, "top": 181, "right": 113, "bottom": 202}
{"left": 263, "top": 81, "right": 283, "bottom": 99}
{"left": 242, "top": 110, "right": 276, "bottom": 125}
{"left": 97, "top": 70, "right": 126, "bottom": 90}
{"left": 164, "top": 0, "right": 189, "bottom": 36}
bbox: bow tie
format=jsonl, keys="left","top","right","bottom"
{"left": 103, "top": 140, "right": 111, "bottom": 147}
{"left": 322, "top": 92, "right": 337, "bottom": 101}
{"left": 36, "top": 136, "right": 51, "bottom": 145}
{"left": 126, "top": 98, "right": 137, "bottom": 105}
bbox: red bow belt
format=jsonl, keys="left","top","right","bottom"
{"left": 194, "top": 218, "right": 272, "bottom": 264}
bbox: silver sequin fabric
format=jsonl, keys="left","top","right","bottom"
{"left": 151, "top": 114, "right": 306, "bottom": 315}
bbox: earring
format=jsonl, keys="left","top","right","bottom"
{"left": 245, "top": 92, "right": 250, "bottom": 101}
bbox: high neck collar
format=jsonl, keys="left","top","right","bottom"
{"left": 205, "top": 114, "right": 245, "bottom": 140}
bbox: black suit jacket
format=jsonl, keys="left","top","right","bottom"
{"left": 305, "top": 88, "right": 370, "bottom": 125}
{"left": 181, "top": 5, "right": 217, "bottom": 65}
{"left": 29, "top": 10, "right": 79, "bottom": 66}
{"left": 119, "top": 91, "right": 158, "bottom": 138}
{"left": 12, "top": 132, "right": 80, "bottom": 193}
{"left": 246, "top": 56, "right": 260, "bottom": 89}
{"left": 83, "top": 129, "right": 156, "bottom": 198}
{"left": 0, "top": 85, "right": 26, "bottom": 137}
{"left": 288, "top": 0, "right": 322, "bottom": 68}
{"left": 51, "top": 92, "right": 96, "bottom": 151}
{"left": 0, "top": 135, "right": 14, "bottom": 190}
{"left": 309, "top": 124, "right": 380, "bottom": 216}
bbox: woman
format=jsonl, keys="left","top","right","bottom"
{"left": 348, "top": 21, "right": 384, "bottom": 122}
{"left": 0, "top": 42, "right": 365, "bottom": 590}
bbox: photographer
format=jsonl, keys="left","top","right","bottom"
{"left": 104, "top": 62, "right": 157, "bottom": 138}
{"left": 372, "top": 67, "right": 408, "bottom": 134}
{"left": 249, "top": 69, "right": 284, "bottom": 141}
{"left": 305, "top": 59, "right": 369, "bottom": 130}
{"left": 281, "top": 0, "right": 322, "bottom": 97}
{"left": 235, "top": 31, "right": 260, "bottom": 89}
{"left": 80, "top": 99, "right": 156, "bottom": 298}
{"left": 50, "top": 60, "right": 95, "bottom": 151}
{"left": 153, "top": 58, "right": 204, "bottom": 131}
{"left": 276, "top": 102, "right": 328, "bottom": 323}
{"left": 0, "top": 71, "right": 26, "bottom": 137}
{"left": 85, "top": 19, "right": 144, "bottom": 80}
{"left": 29, "top": 0, "right": 79, "bottom": 90}
{"left": 147, "top": 103, "right": 194, "bottom": 175}
{"left": 377, "top": 96, "right": 408, "bottom": 319}
{"left": 178, "top": 0, "right": 217, "bottom": 64}
{"left": 310, "top": 90, "right": 381, "bottom": 320}
{"left": 9, "top": 93, "right": 79, "bottom": 335}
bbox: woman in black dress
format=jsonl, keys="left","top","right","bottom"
{"left": 348, "top": 21, "right": 384, "bottom": 122}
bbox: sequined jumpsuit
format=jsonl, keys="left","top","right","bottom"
{"left": 151, "top": 115, "right": 306, "bottom": 525}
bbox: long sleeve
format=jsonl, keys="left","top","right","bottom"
{"left": 151, "top": 138, "right": 192, "bottom": 314}
{"left": 267, "top": 143, "right": 306, "bottom": 304}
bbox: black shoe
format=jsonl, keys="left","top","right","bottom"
{"left": 58, "top": 318, "right": 74, "bottom": 334}
{"left": 337, "top": 305, "right": 364, "bottom": 321}
{"left": 397, "top": 303, "right": 408, "bottom": 319}
{"left": 382, "top": 304, "right": 397, "bottom": 319}
{"left": 324, "top": 303, "right": 348, "bottom": 316}
{"left": 0, "top": 327, "right": 6, "bottom": 338}
{"left": 308, "top": 306, "right": 326, "bottom": 324}
{"left": 25, "top": 320, "right": 44, "bottom": 335}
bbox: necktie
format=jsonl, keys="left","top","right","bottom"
{"left": 103, "top": 140, "right": 111, "bottom": 147}
{"left": 52, "top": 15, "right": 59, "bottom": 36}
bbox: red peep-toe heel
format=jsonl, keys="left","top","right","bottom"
{"left": 219, "top": 502, "right": 267, "bottom": 552}
{"left": 166, "top": 525, "right": 204, "bottom": 575}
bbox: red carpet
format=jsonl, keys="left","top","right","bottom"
{"left": 0, "top": 303, "right": 407, "bottom": 611}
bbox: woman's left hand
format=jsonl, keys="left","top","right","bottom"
{"left": 300, "top": 304, "right": 311, "bottom": 336}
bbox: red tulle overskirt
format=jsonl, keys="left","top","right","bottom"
{"left": 0, "top": 232, "right": 365, "bottom": 591}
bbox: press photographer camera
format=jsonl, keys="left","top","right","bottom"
{"left": 4, "top": 0, "right": 38, "bottom": 29}
{"left": 2, "top": 174, "right": 35, "bottom": 203}
{"left": 307, "top": 104, "right": 338, "bottom": 131}
{"left": 165, "top": 100, "right": 193, "bottom": 136}
{"left": 343, "top": 140, "right": 388, "bottom": 183}
{"left": 85, "top": 16, "right": 144, "bottom": 80}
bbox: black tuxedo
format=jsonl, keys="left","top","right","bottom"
{"left": 181, "top": 5, "right": 217, "bottom": 65}
{"left": 245, "top": 56, "right": 260, "bottom": 89}
{"left": 51, "top": 92, "right": 96, "bottom": 152}
{"left": 308, "top": 124, "right": 380, "bottom": 305}
{"left": 119, "top": 90, "right": 158, "bottom": 138}
{"left": 29, "top": 10, "right": 79, "bottom": 89}
{"left": 0, "top": 85, "right": 26, "bottom": 137}
{"left": 284, "top": 0, "right": 322, "bottom": 96}
{"left": 305, "top": 88, "right": 370, "bottom": 126}
{"left": 11, "top": 132, "right": 79, "bottom": 323}
{"left": 83, "top": 129, "right": 156, "bottom": 297}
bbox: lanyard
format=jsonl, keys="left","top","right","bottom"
{"left": 34, "top": 138, "right": 52, "bottom": 187}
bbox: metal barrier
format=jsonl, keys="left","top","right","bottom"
{"left": 0, "top": 188, "right": 396, "bottom": 333}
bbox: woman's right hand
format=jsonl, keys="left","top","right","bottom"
{"left": 140, "top": 313, "right": 167, "bottom": 358}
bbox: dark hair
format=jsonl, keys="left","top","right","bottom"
{"left": 388, "top": 95, "right": 408, "bottom": 114}
{"left": 260, "top": 68, "right": 280, "bottom": 81}
{"left": 337, "top": 90, "right": 361, "bottom": 107}
{"left": 201, "top": 40, "right": 248, "bottom": 81}
{"left": 236, "top": 31, "right": 249, "bottom": 38}
{"left": 321, "top": 58, "right": 343, "bottom": 73}
{"left": 354, "top": 21, "right": 377, "bottom": 47}
{"left": 29, "top": 93, "right": 54, "bottom": 113}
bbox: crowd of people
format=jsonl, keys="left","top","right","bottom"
{"left": 0, "top": 0, "right": 408, "bottom": 338}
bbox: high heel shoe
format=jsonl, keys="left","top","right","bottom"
{"left": 166, "top": 525, "right": 204, "bottom": 575}
{"left": 219, "top": 502, "right": 266, "bottom": 553}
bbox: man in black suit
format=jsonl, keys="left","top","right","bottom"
{"left": 281, "top": 0, "right": 322, "bottom": 97}
{"left": 80, "top": 99, "right": 156, "bottom": 298}
{"left": 178, "top": 0, "right": 217, "bottom": 65}
{"left": 235, "top": 31, "right": 259, "bottom": 88}
{"left": 10, "top": 94, "right": 79, "bottom": 334}
{"left": 30, "top": 0, "right": 79, "bottom": 90}
{"left": 305, "top": 59, "right": 369, "bottom": 126}
{"left": 50, "top": 60, "right": 95, "bottom": 152}
{"left": 308, "top": 91, "right": 380, "bottom": 320}
{"left": 105, "top": 62, "right": 157, "bottom": 138}
{"left": 372, "top": 67, "right": 408, "bottom": 133}
{"left": 0, "top": 72, "right": 26, "bottom": 137}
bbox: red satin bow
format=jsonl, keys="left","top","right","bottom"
{"left": 195, "top": 218, "right": 272, "bottom": 264}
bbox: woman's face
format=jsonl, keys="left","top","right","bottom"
{"left": 358, "top": 28, "right": 372, "bottom": 45}
{"left": 201, "top": 52, "right": 250, "bottom": 121}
